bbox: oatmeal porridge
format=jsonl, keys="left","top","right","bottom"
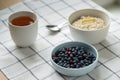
{"left": 72, "top": 16, "right": 105, "bottom": 30}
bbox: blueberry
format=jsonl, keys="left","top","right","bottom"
{"left": 67, "top": 51, "right": 71, "bottom": 55}
{"left": 52, "top": 46, "right": 96, "bottom": 68}
{"left": 65, "top": 48, "right": 69, "bottom": 51}
{"left": 70, "top": 64, "right": 74, "bottom": 68}
{"left": 77, "top": 51, "right": 81, "bottom": 55}
{"left": 78, "top": 62, "right": 82, "bottom": 67}
{"left": 69, "top": 60, "right": 74, "bottom": 64}
{"left": 71, "top": 47, "right": 75, "bottom": 52}
{"left": 67, "top": 57, "right": 71, "bottom": 61}
{"left": 53, "top": 58, "right": 59, "bottom": 63}
{"left": 66, "top": 64, "right": 70, "bottom": 68}
{"left": 60, "top": 53, "right": 65, "bottom": 57}
{"left": 78, "top": 56, "right": 82, "bottom": 60}
{"left": 63, "top": 63, "right": 67, "bottom": 67}
{"left": 64, "top": 56, "right": 68, "bottom": 60}
{"left": 69, "top": 47, "right": 72, "bottom": 51}
{"left": 58, "top": 61, "right": 63, "bottom": 66}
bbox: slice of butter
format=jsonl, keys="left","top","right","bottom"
{"left": 82, "top": 17, "right": 96, "bottom": 25}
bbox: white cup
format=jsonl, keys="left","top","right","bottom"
{"left": 8, "top": 11, "right": 38, "bottom": 47}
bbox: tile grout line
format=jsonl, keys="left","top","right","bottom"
{"left": 29, "top": 47, "right": 66, "bottom": 80}
{"left": 40, "top": 0, "right": 66, "bottom": 19}
{"left": 23, "top": 1, "right": 52, "bottom": 24}
{"left": 99, "top": 61, "right": 120, "bottom": 79}
{"left": 0, "top": 43, "right": 39, "bottom": 80}
{"left": 99, "top": 43, "right": 120, "bottom": 79}
{"left": 100, "top": 42, "right": 120, "bottom": 58}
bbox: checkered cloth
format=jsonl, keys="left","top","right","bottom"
{"left": 0, "top": 0, "right": 120, "bottom": 80}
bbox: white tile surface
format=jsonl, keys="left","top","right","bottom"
{"left": 30, "top": 38, "right": 52, "bottom": 52}
{"left": 24, "top": 0, "right": 45, "bottom": 10}
{"left": 45, "top": 33, "right": 68, "bottom": 45}
{"left": 38, "top": 27, "right": 53, "bottom": 37}
{"left": 113, "top": 29, "right": 120, "bottom": 39}
{"left": 12, "top": 48, "right": 36, "bottom": 60}
{"left": 109, "top": 22, "right": 120, "bottom": 32}
{"left": 105, "top": 74, "right": 120, "bottom": 80}
{"left": 0, "top": 54, "right": 18, "bottom": 69}
{"left": 116, "top": 71, "right": 120, "bottom": 77}
{"left": 10, "top": 3, "right": 31, "bottom": 12}
{"left": 3, "top": 19, "right": 9, "bottom": 26}
{"left": 93, "top": 43, "right": 104, "bottom": 50}
{"left": 3, "top": 40, "right": 17, "bottom": 51}
{"left": 61, "top": 25, "right": 71, "bottom": 36}
{"left": 0, "top": 21, "right": 7, "bottom": 32}
{"left": 0, "top": 31, "right": 12, "bottom": 43}
{"left": 105, "top": 57, "right": 120, "bottom": 72}
{"left": 2, "top": 63, "right": 27, "bottom": 79}
{"left": 41, "top": 0, "right": 59, "bottom": 4}
{"left": 108, "top": 43, "right": 120, "bottom": 56}
{"left": 58, "top": 7, "right": 75, "bottom": 18}
{"left": 0, "top": 44, "right": 9, "bottom": 56}
{"left": 101, "top": 33, "right": 119, "bottom": 46}
{"left": 89, "top": 64, "right": 113, "bottom": 80}
{"left": 38, "top": 47, "right": 54, "bottom": 61}
{"left": 87, "top": 0, "right": 99, "bottom": 7}
{"left": 11, "top": 71, "right": 37, "bottom": 80}
{"left": 0, "top": 8, "right": 11, "bottom": 17}
{"left": 31, "top": 63, "right": 55, "bottom": 80}
{"left": 98, "top": 48, "right": 116, "bottom": 63}
{"left": 44, "top": 72, "right": 64, "bottom": 80}
{"left": 35, "top": 6, "right": 55, "bottom": 16}
{"left": 63, "top": 0, "right": 83, "bottom": 5}
{"left": 73, "top": 2, "right": 93, "bottom": 10}
{"left": 43, "top": 13, "right": 62, "bottom": 24}
{"left": 22, "top": 54, "right": 45, "bottom": 69}
{"left": 0, "top": 13, "right": 12, "bottom": 21}
{"left": 62, "top": 75, "right": 76, "bottom": 80}
{"left": 38, "top": 18, "right": 48, "bottom": 27}
{"left": 50, "top": 1, "right": 68, "bottom": 11}
{"left": 76, "top": 75, "right": 93, "bottom": 80}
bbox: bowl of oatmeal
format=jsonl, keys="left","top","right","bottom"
{"left": 68, "top": 9, "right": 110, "bottom": 44}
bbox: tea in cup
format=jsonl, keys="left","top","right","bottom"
{"left": 8, "top": 11, "right": 38, "bottom": 47}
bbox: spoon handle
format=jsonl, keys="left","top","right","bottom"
{"left": 57, "top": 21, "right": 68, "bottom": 29}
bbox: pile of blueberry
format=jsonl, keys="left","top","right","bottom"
{"left": 52, "top": 46, "right": 96, "bottom": 68}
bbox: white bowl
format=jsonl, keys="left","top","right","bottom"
{"left": 68, "top": 9, "right": 110, "bottom": 44}
{"left": 51, "top": 41, "right": 98, "bottom": 76}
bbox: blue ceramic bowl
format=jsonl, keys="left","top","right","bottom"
{"left": 51, "top": 41, "right": 98, "bottom": 76}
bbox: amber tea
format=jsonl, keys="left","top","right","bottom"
{"left": 11, "top": 16, "right": 34, "bottom": 26}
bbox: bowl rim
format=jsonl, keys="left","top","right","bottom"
{"left": 68, "top": 8, "right": 111, "bottom": 32}
{"left": 51, "top": 41, "right": 98, "bottom": 70}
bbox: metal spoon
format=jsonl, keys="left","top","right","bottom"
{"left": 46, "top": 22, "right": 67, "bottom": 32}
